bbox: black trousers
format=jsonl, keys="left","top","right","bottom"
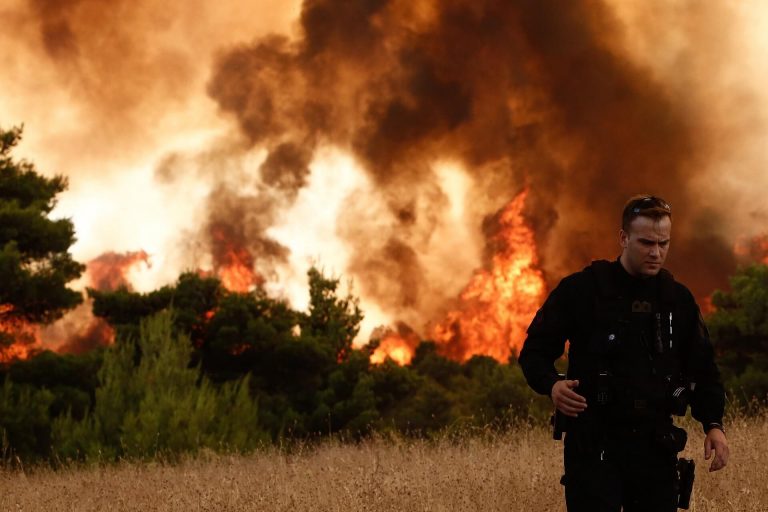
{"left": 562, "top": 430, "right": 679, "bottom": 512}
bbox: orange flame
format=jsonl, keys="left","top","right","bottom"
{"left": 371, "top": 189, "right": 546, "bottom": 365}
{"left": 219, "top": 254, "right": 259, "bottom": 293}
{"left": 705, "top": 233, "right": 768, "bottom": 315}
{"left": 370, "top": 324, "right": 420, "bottom": 365}
{"left": 430, "top": 189, "right": 545, "bottom": 362}
{"left": 734, "top": 235, "right": 768, "bottom": 265}
{"left": 210, "top": 227, "right": 262, "bottom": 293}
{"left": 87, "top": 250, "right": 150, "bottom": 291}
{"left": 0, "top": 250, "right": 152, "bottom": 363}
{"left": 42, "top": 301, "right": 116, "bottom": 355}
{"left": 699, "top": 295, "right": 715, "bottom": 315}
{"left": 0, "top": 305, "right": 43, "bottom": 364}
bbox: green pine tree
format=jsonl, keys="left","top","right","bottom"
{"left": 0, "top": 126, "right": 84, "bottom": 352}
{"left": 53, "top": 311, "right": 267, "bottom": 461}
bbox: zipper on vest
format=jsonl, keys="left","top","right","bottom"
{"left": 655, "top": 313, "right": 664, "bottom": 354}
{"left": 669, "top": 312, "right": 673, "bottom": 349}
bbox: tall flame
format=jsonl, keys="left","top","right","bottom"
{"left": 371, "top": 190, "right": 546, "bottom": 364}
{"left": 431, "top": 190, "right": 546, "bottom": 362}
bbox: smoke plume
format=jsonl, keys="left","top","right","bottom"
{"left": 206, "top": 0, "right": 746, "bottom": 331}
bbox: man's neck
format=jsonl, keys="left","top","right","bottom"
{"left": 618, "top": 253, "right": 653, "bottom": 280}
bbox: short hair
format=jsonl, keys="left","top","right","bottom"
{"left": 621, "top": 195, "right": 672, "bottom": 231}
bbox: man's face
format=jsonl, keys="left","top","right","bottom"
{"left": 619, "top": 215, "right": 672, "bottom": 277}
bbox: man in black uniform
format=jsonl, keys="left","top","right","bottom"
{"left": 519, "top": 195, "right": 729, "bottom": 511}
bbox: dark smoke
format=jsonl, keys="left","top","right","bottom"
{"left": 259, "top": 141, "right": 312, "bottom": 195}
{"left": 206, "top": 184, "right": 289, "bottom": 281}
{"left": 152, "top": 142, "right": 297, "bottom": 284}
{"left": 15, "top": 0, "right": 253, "bottom": 171}
{"left": 31, "top": 0, "right": 81, "bottom": 58}
{"left": 207, "top": 0, "right": 734, "bottom": 324}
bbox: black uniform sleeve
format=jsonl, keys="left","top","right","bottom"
{"left": 518, "top": 274, "right": 583, "bottom": 396}
{"left": 678, "top": 286, "right": 726, "bottom": 432}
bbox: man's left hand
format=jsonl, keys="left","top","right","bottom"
{"left": 704, "top": 428, "right": 729, "bottom": 472}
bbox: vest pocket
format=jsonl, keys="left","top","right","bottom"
{"left": 654, "top": 424, "right": 688, "bottom": 453}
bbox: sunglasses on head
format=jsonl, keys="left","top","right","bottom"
{"left": 630, "top": 196, "right": 671, "bottom": 214}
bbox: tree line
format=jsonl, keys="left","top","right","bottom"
{"left": 1, "top": 125, "right": 766, "bottom": 463}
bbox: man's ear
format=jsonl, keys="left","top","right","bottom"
{"left": 619, "top": 229, "right": 628, "bottom": 248}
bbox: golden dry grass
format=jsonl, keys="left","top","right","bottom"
{"left": 1, "top": 413, "right": 766, "bottom": 512}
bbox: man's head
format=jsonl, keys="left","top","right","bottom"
{"left": 619, "top": 195, "right": 672, "bottom": 278}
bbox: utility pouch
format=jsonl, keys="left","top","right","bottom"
{"left": 596, "top": 371, "right": 611, "bottom": 406}
{"left": 677, "top": 458, "right": 695, "bottom": 509}
{"left": 655, "top": 424, "right": 688, "bottom": 453}
{"left": 551, "top": 410, "right": 564, "bottom": 440}
{"left": 552, "top": 373, "right": 566, "bottom": 440}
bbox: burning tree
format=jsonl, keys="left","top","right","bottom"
{"left": 0, "top": 126, "right": 84, "bottom": 361}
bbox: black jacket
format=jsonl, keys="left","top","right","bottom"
{"left": 518, "top": 259, "right": 725, "bottom": 432}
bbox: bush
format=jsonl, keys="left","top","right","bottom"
{"left": 0, "top": 378, "right": 54, "bottom": 461}
{"left": 708, "top": 264, "right": 768, "bottom": 404}
{"left": 53, "top": 312, "right": 267, "bottom": 461}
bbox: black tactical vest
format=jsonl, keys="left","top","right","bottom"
{"left": 567, "top": 260, "right": 688, "bottom": 429}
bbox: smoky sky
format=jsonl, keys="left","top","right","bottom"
{"left": 207, "top": 0, "right": 735, "bottom": 325}
{"left": 5, "top": 0, "right": 747, "bottom": 357}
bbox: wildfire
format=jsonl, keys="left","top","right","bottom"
{"left": 370, "top": 324, "right": 420, "bottom": 365}
{"left": 371, "top": 190, "right": 546, "bottom": 365}
{"left": 704, "top": 233, "right": 768, "bottom": 315}
{"left": 0, "top": 305, "right": 43, "bottom": 364}
{"left": 0, "top": 250, "right": 153, "bottom": 362}
{"left": 88, "top": 250, "right": 151, "bottom": 291}
{"left": 430, "top": 190, "right": 546, "bottom": 362}
{"left": 734, "top": 235, "right": 768, "bottom": 265}
{"left": 219, "top": 253, "right": 259, "bottom": 293}
{"left": 210, "top": 226, "right": 262, "bottom": 293}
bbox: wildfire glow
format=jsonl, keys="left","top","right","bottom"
{"left": 734, "top": 235, "right": 768, "bottom": 265}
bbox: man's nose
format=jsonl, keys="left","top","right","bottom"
{"left": 650, "top": 245, "right": 660, "bottom": 257}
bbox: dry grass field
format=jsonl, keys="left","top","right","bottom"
{"left": 1, "top": 412, "right": 766, "bottom": 512}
